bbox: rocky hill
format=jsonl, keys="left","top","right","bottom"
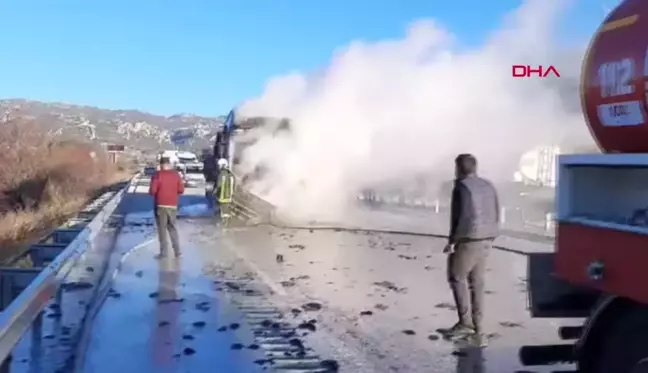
{"left": 0, "top": 99, "right": 227, "bottom": 151}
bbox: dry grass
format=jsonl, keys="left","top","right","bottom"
{"left": 0, "top": 119, "right": 130, "bottom": 249}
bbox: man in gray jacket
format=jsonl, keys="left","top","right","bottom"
{"left": 442, "top": 154, "right": 500, "bottom": 347}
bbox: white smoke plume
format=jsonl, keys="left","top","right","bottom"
{"left": 237, "top": 0, "right": 598, "bottom": 221}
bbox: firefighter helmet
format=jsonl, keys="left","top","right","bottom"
{"left": 217, "top": 158, "right": 229, "bottom": 169}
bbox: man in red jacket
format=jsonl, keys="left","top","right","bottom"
{"left": 149, "top": 157, "right": 185, "bottom": 258}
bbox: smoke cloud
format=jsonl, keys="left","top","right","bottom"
{"left": 237, "top": 0, "right": 597, "bottom": 221}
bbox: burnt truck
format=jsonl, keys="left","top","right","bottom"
{"left": 524, "top": 1, "right": 648, "bottom": 372}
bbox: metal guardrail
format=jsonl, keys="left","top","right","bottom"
{"left": 231, "top": 184, "right": 276, "bottom": 223}
{"left": 233, "top": 187, "right": 555, "bottom": 246}
{"left": 358, "top": 194, "right": 555, "bottom": 235}
{"left": 0, "top": 176, "right": 135, "bottom": 364}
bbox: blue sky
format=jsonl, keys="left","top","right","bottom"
{"left": 0, "top": 0, "right": 604, "bottom": 117}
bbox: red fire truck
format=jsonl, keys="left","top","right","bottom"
{"left": 525, "top": 1, "right": 648, "bottom": 372}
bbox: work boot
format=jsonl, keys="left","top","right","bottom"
{"left": 468, "top": 332, "right": 488, "bottom": 348}
{"left": 439, "top": 323, "right": 475, "bottom": 340}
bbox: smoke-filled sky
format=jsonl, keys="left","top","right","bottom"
{"left": 238, "top": 0, "right": 602, "bottom": 220}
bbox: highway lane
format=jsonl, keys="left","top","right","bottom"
{"left": 193, "top": 220, "right": 577, "bottom": 372}
{"left": 77, "top": 220, "right": 265, "bottom": 373}
{"left": 73, "top": 183, "right": 271, "bottom": 373}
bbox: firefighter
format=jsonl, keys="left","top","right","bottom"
{"left": 215, "top": 158, "right": 235, "bottom": 221}
{"left": 203, "top": 150, "right": 218, "bottom": 207}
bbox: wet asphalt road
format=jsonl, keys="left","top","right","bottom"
{"left": 9, "top": 177, "right": 578, "bottom": 373}
{"left": 78, "top": 222, "right": 264, "bottom": 373}
{"left": 201, "top": 224, "right": 578, "bottom": 373}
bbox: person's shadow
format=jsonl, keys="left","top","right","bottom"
{"left": 151, "top": 259, "right": 182, "bottom": 366}
{"left": 454, "top": 345, "right": 485, "bottom": 373}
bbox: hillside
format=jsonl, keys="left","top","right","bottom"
{"left": 0, "top": 99, "right": 227, "bottom": 151}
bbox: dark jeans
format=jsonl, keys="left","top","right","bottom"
{"left": 154, "top": 206, "right": 181, "bottom": 257}
{"left": 447, "top": 239, "right": 491, "bottom": 331}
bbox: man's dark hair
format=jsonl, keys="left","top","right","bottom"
{"left": 455, "top": 153, "right": 477, "bottom": 176}
{"left": 160, "top": 157, "right": 171, "bottom": 165}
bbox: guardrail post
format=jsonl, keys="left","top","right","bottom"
{"left": 500, "top": 207, "right": 506, "bottom": 224}
{"left": 55, "top": 286, "right": 63, "bottom": 312}
{"left": 434, "top": 199, "right": 440, "bottom": 213}
{"left": 545, "top": 212, "right": 555, "bottom": 231}
{"left": 0, "top": 355, "right": 9, "bottom": 373}
{"left": 31, "top": 311, "right": 42, "bottom": 357}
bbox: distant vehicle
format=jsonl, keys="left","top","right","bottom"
{"left": 158, "top": 150, "right": 180, "bottom": 165}
{"left": 513, "top": 145, "right": 560, "bottom": 187}
{"left": 176, "top": 151, "right": 203, "bottom": 173}
{"left": 143, "top": 165, "right": 156, "bottom": 176}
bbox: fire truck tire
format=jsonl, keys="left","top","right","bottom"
{"left": 586, "top": 305, "right": 648, "bottom": 373}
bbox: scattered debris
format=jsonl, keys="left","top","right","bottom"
{"left": 297, "top": 320, "right": 317, "bottom": 332}
{"left": 360, "top": 310, "right": 374, "bottom": 316}
{"left": 195, "top": 301, "right": 210, "bottom": 311}
{"left": 320, "top": 360, "right": 340, "bottom": 372}
{"left": 434, "top": 302, "right": 457, "bottom": 310}
{"left": 229, "top": 323, "right": 240, "bottom": 330}
{"left": 192, "top": 321, "right": 206, "bottom": 328}
{"left": 281, "top": 280, "right": 296, "bottom": 287}
{"left": 135, "top": 270, "right": 143, "bottom": 278}
{"left": 288, "top": 244, "right": 305, "bottom": 250}
{"left": 289, "top": 338, "right": 305, "bottom": 350}
{"left": 183, "top": 347, "right": 196, "bottom": 356}
{"left": 182, "top": 334, "right": 194, "bottom": 340}
{"left": 231, "top": 343, "right": 244, "bottom": 350}
{"left": 373, "top": 281, "right": 406, "bottom": 293}
{"left": 427, "top": 334, "right": 440, "bottom": 341}
{"left": 158, "top": 321, "right": 170, "bottom": 327}
{"left": 374, "top": 303, "right": 389, "bottom": 311}
{"left": 302, "top": 302, "right": 323, "bottom": 312}
{"left": 499, "top": 321, "right": 524, "bottom": 328}
{"left": 402, "top": 329, "right": 416, "bottom": 335}
{"left": 254, "top": 358, "right": 272, "bottom": 366}
{"left": 397, "top": 254, "right": 417, "bottom": 260}
{"left": 276, "top": 254, "right": 284, "bottom": 263}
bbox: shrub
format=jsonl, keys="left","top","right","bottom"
{"left": 0, "top": 119, "right": 128, "bottom": 248}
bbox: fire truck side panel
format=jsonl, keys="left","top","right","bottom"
{"left": 556, "top": 222, "right": 648, "bottom": 305}
{"left": 526, "top": 252, "right": 600, "bottom": 318}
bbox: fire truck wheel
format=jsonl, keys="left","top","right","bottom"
{"left": 589, "top": 305, "right": 648, "bottom": 373}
